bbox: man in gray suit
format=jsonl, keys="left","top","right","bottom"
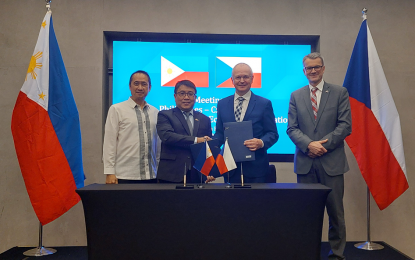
{"left": 287, "top": 52, "right": 351, "bottom": 260}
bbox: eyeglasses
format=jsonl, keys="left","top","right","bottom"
{"left": 176, "top": 92, "right": 196, "bottom": 98}
{"left": 233, "top": 75, "right": 252, "bottom": 81}
{"left": 304, "top": 66, "right": 323, "bottom": 72}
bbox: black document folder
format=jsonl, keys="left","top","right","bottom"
{"left": 223, "top": 121, "right": 255, "bottom": 162}
{"left": 190, "top": 139, "right": 221, "bottom": 177}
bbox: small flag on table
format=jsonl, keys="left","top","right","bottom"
{"left": 216, "top": 139, "right": 237, "bottom": 175}
{"left": 193, "top": 141, "right": 215, "bottom": 176}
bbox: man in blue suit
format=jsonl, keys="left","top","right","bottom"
{"left": 214, "top": 63, "right": 278, "bottom": 183}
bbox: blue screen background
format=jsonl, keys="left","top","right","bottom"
{"left": 113, "top": 41, "right": 310, "bottom": 154}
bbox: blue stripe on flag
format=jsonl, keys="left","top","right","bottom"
{"left": 343, "top": 20, "right": 371, "bottom": 109}
{"left": 48, "top": 16, "right": 85, "bottom": 188}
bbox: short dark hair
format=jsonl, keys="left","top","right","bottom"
{"left": 129, "top": 70, "right": 151, "bottom": 86}
{"left": 303, "top": 52, "right": 325, "bottom": 66}
{"left": 174, "top": 80, "right": 197, "bottom": 94}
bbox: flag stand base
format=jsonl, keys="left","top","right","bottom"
{"left": 354, "top": 241, "right": 384, "bottom": 250}
{"left": 355, "top": 187, "right": 384, "bottom": 251}
{"left": 23, "top": 223, "right": 57, "bottom": 256}
{"left": 24, "top": 246, "right": 57, "bottom": 256}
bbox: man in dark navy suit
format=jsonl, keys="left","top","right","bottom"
{"left": 157, "top": 80, "right": 213, "bottom": 183}
{"left": 214, "top": 63, "right": 279, "bottom": 183}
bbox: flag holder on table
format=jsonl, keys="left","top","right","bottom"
{"left": 176, "top": 163, "right": 194, "bottom": 189}
{"left": 23, "top": 223, "right": 56, "bottom": 256}
{"left": 234, "top": 163, "right": 251, "bottom": 189}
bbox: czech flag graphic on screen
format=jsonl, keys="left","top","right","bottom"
{"left": 161, "top": 56, "right": 209, "bottom": 87}
{"left": 215, "top": 57, "right": 262, "bottom": 88}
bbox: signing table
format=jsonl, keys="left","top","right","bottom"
{"left": 77, "top": 183, "right": 331, "bottom": 260}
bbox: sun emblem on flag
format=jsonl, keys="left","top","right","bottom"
{"left": 26, "top": 51, "right": 43, "bottom": 80}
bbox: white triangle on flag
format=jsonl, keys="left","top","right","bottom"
{"left": 217, "top": 57, "right": 261, "bottom": 73}
{"left": 161, "top": 56, "right": 184, "bottom": 85}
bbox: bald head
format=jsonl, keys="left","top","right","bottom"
{"left": 232, "top": 63, "right": 253, "bottom": 78}
{"left": 231, "top": 63, "right": 254, "bottom": 96}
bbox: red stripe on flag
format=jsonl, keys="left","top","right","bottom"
{"left": 11, "top": 92, "right": 80, "bottom": 225}
{"left": 216, "top": 154, "right": 228, "bottom": 175}
{"left": 200, "top": 156, "right": 215, "bottom": 176}
{"left": 346, "top": 97, "right": 408, "bottom": 210}
{"left": 163, "top": 72, "right": 209, "bottom": 87}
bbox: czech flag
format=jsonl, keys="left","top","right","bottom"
{"left": 216, "top": 57, "right": 262, "bottom": 88}
{"left": 216, "top": 139, "right": 237, "bottom": 175}
{"left": 11, "top": 12, "right": 85, "bottom": 225}
{"left": 343, "top": 18, "right": 408, "bottom": 210}
{"left": 193, "top": 142, "right": 215, "bottom": 176}
{"left": 161, "top": 56, "right": 209, "bottom": 87}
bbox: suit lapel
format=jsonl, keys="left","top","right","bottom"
{"left": 173, "top": 107, "right": 191, "bottom": 135}
{"left": 193, "top": 111, "right": 201, "bottom": 136}
{"left": 301, "top": 86, "right": 316, "bottom": 125}
{"left": 226, "top": 96, "right": 236, "bottom": 122}
{"left": 315, "top": 83, "right": 330, "bottom": 127}
{"left": 244, "top": 92, "right": 256, "bottom": 120}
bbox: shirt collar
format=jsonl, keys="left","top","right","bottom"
{"left": 128, "top": 97, "right": 148, "bottom": 109}
{"left": 234, "top": 90, "right": 252, "bottom": 101}
{"left": 309, "top": 80, "right": 324, "bottom": 92}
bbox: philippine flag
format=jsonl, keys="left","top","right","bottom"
{"left": 11, "top": 12, "right": 85, "bottom": 225}
{"left": 193, "top": 142, "right": 215, "bottom": 176}
{"left": 216, "top": 57, "right": 261, "bottom": 88}
{"left": 161, "top": 56, "right": 209, "bottom": 87}
{"left": 343, "top": 18, "right": 408, "bottom": 210}
{"left": 216, "top": 139, "right": 237, "bottom": 175}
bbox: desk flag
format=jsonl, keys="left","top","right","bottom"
{"left": 343, "top": 18, "right": 408, "bottom": 210}
{"left": 193, "top": 141, "right": 215, "bottom": 176}
{"left": 11, "top": 12, "right": 85, "bottom": 225}
{"left": 216, "top": 139, "right": 237, "bottom": 174}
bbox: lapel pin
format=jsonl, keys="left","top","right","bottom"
{"left": 195, "top": 118, "right": 199, "bottom": 121}
{"left": 325, "top": 90, "right": 329, "bottom": 93}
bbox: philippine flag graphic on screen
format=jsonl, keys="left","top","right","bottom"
{"left": 161, "top": 56, "right": 209, "bottom": 87}
{"left": 215, "top": 57, "right": 262, "bottom": 88}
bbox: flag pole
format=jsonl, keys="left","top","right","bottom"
{"left": 225, "top": 137, "right": 232, "bottom": 188}
{"left": 23, "top": 223, "right": 57, "bottom": 256}
{"left": 23, "top": 1, "right": 57, "bottom": 256}
{"left": 183, "top": 163, "right": 187, "bottom": 187}
{"left": 240, "top": 162, "right": 244, "bottom": 187}
{"left": 354, "top": 187, "right": 384, "bottom": 250}
{"left": 353, "top": 8, "right": 384, "bottom": 251}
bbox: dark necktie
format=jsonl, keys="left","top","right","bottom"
{"left": 184, "top": 111, "right": 193, "bottom": 135}
{"left": 234, "top": 97, "right": 245, "bottom": 122}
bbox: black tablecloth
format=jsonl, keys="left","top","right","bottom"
{"left": 77, "top": 183, "right": 331, "bottom": 260}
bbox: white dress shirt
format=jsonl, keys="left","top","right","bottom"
{"left": 234, "top": 90, "right": 252, "bottom": 121}
{"left": 103, "top": 98, "right": 161, "bottom": 180}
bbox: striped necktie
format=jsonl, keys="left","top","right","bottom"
{"left": 234, "top": 97, "right": 245, "bottom": 122}
{"left": 311, "top": 87, "right": 318, "bottom": 120}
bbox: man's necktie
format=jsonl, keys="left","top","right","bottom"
{"left": 184, "top": 111, "right": 193, "bottom": 135}
{"left": 311, "top": 87, "right": 318, "bottom": 120}
{"left": 234, "top": 97, "right": 245, "bottom": 122}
